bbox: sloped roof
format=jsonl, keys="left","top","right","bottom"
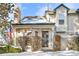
{"left": 68, "top": 10, "right": 76, "bottom": 14}
{"left": 45, "top": 4, "right": 71, "bottom": 15}
{"left": 21, "top": 16, "right": 50, "bottom": 24}
{"left": 54, "top": 4, "right": 70, "bottom": 10}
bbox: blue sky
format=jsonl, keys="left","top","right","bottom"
{"left": 17, "top": 3, "right": 79, "bottom": 19}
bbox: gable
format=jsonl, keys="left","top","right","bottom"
{"left": 57, "top": 6, "right": 67, "bottom": 13}
{"left": 54, "top": 4, "right": 70, "bottom": 11}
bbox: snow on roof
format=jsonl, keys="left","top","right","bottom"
{"left": 21, "top": 17, "right": 49, "bottom": 24}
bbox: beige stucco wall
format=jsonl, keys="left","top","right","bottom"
{"left": 46, "top": 13, "right": 56, "bottom": 23}
{"left": 56, "top": 6, "right": 68, "bottom": 32}
{"left": 67, "top": 14, "right": 78, "bottom": 34}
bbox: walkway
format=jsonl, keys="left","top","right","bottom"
{"left": 0, "top": 50, "right": 79, "bottom": 56}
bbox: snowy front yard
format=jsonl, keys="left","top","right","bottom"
{"left": 0, "top": 50, "right": 79, "bottom": 56}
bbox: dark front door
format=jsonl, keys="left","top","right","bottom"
{"left": 42, "top": 31, "right": 49, "bottom": 47}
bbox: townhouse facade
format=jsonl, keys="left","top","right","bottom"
{"left": 12, "top": 4, "right": 79, "bottom": 50}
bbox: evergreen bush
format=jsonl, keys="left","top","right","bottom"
{"left": 0, "top": 44, "right": 22, "bottom": 54}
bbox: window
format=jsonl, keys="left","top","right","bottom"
{"left": 59, "top": 13, "right": 65, "bottom": 24}
{"left": 35, "top": 31, "right": 38, "bottom": 36}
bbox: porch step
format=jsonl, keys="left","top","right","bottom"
{"left": 41, "top": 47, "right": 53, "bottom": 52}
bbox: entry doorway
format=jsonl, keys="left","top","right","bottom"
{"left": 53, "top": 34, "right": 61, "bottom": 51}
{"left": 42, "top": 31, "right": 49, "bottom": 47}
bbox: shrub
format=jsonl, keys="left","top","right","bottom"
{"left": 17, "top": 36, "right": 42, "bottom": 52}
{"left": 0, "top": 44, "right": 22, "bottom": 54}
{"left": 0, "top": 46, "right": 6, "bottom": 54}
{"left": 30, "top": 36, "right": 42, "bottom": 51}
{"left": 74, "top": 35, "right": 79, "bottom": 51}
{"left": 9, "top": 47, "right": 22, "bottom": 53}
{"left": 68, "top": 35, "right": 79, "bottom": 51}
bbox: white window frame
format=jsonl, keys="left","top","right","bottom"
{"left": 59, "top": 13, "right": 65, "bottom": 25}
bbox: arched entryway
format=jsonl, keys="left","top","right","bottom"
{"left": 53, "top": 34, "right": 61, "bottom": 51}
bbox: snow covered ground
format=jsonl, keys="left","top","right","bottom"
{"left": 0, "top": 50, "right": 79, "bottom": 56}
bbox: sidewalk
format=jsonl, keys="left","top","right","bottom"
{"left": 0, "top": 50, "right": 79, "bottom": 56}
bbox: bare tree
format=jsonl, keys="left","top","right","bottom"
{"left": 0, "top": 3, "right": 14, "bottom": 43}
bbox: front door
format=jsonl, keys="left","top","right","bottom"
{"left": 42, "top": 31, "right": 49, "bottom": 47}
{"left": 53, "top": 35, "right": 61, "bottom": 51}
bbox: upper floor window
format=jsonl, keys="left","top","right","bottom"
{"left": 59, "top": 13, "right": 65, "bottom": 24}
